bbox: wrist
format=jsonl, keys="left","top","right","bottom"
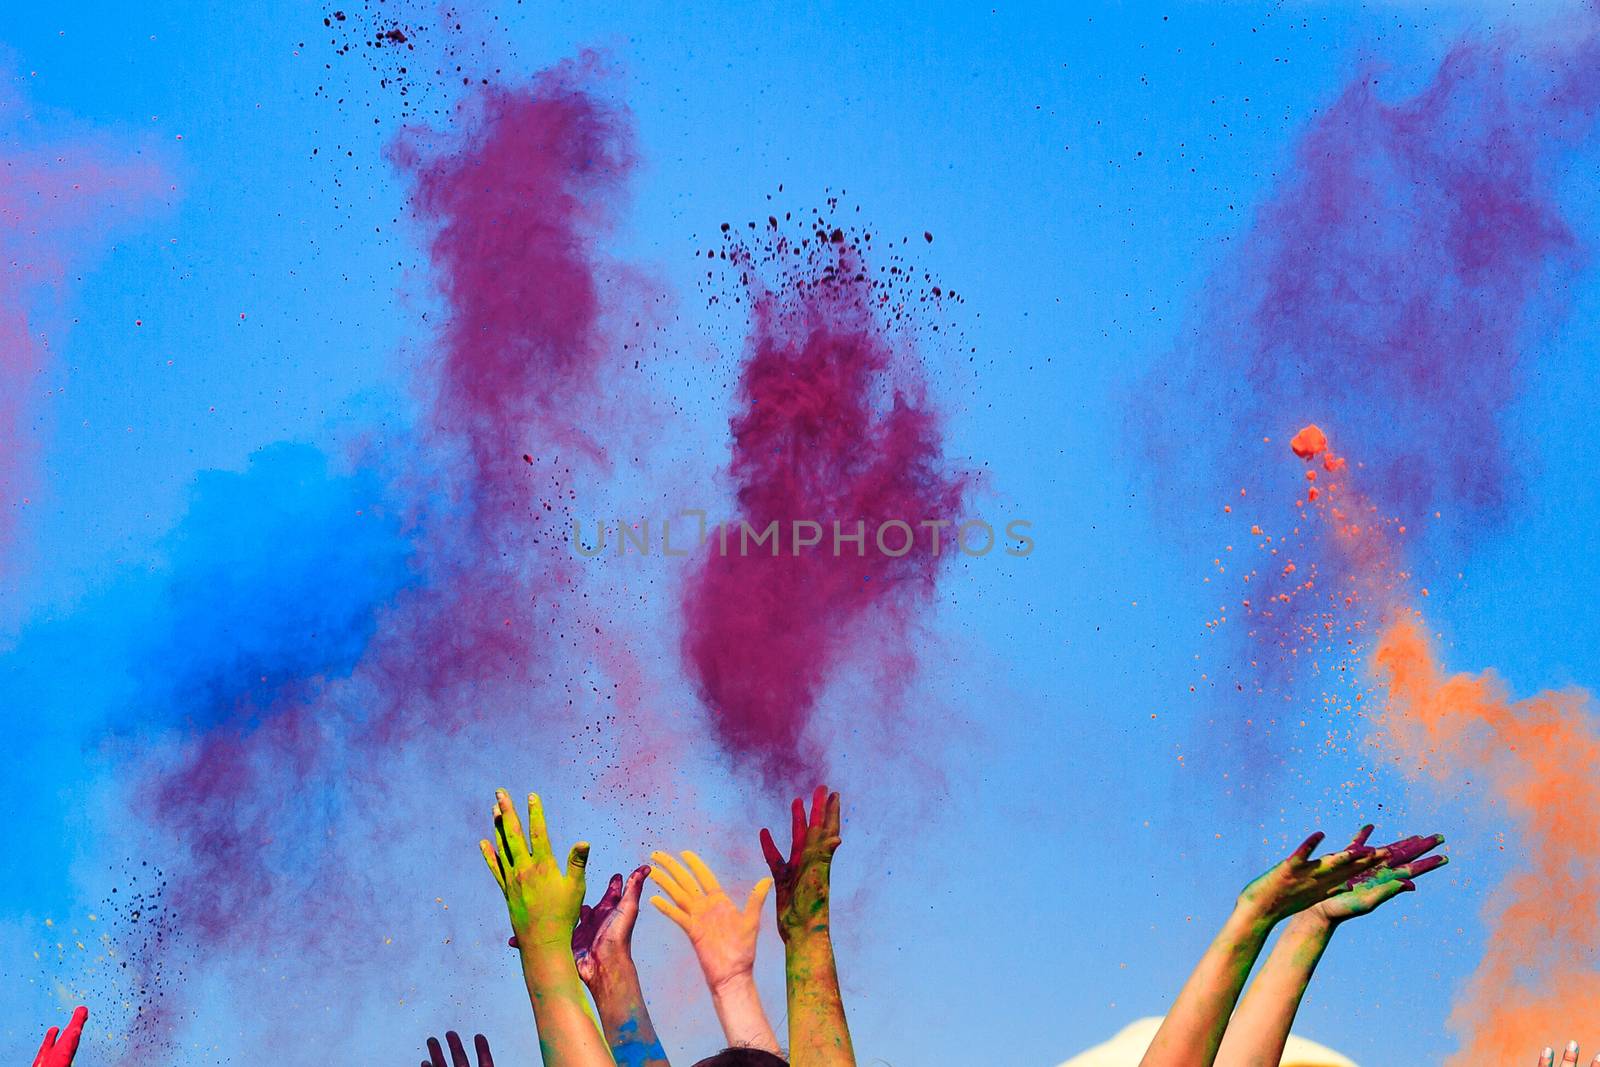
{"left": 708, "top": 966, "right": 758, "bottom": 998}
{"left": 513, "top": 917, "right": 578, "bottom": 951}
{"left": 585, "top": 952, "right": 640, "bottom": 995}
{"left": 1230, "top": 892, "right": 1283, "bottom": 929}
{"left": 1285, "top": 909, "right": 1337, "bottom": 938}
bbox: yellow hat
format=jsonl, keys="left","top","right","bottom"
{"left": 1058, "top": 1017, "right": 1358, "bottom": 1067}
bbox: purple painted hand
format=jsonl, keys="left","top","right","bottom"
{"left": 508, "top": 864, "right": 652, "bottom": 986}
{"left": 1312, "top": 828, "right": 1448, "bottom": 925}
{"left": 419, "top": 1031, "right": 494, "bottom": 1067}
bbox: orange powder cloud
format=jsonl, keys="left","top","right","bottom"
{"left": 1374, "top": 615, "right": 1600, "bottom": 1063}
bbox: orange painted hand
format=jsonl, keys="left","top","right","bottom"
{"left": 649, "top": 849, "right": 773, "bottom": 989}
{"left": 1309, "top": 830, "right": 1447, "bottom": 926}
{"left": 1236, "top": 825, "right": 1424, "bottom": 924}
{"left": 33, "top": 1006, "right": 87, "bottom": 1067}
{"left": 759, "top": 785, "right": 841, "bottom": 943}
{"left": 479, "top": 788, "right": 589, "bottom": 949}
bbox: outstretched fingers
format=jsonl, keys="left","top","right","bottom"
{"left": 653, "top": 851, "right": 703, "bottom": 899}
{"left": 475, "top": 1034, "right": 495, "bottom": 1067}
{"left": 480, "top": 838, "right": 507, "bottom": 892}
{"left": 744, "top": 876, "right": 774, "bottom": 919}
{"left": 596, "top": 872, "right": 626, "bottom": 913}
{"left": 759, "top": 826, "right": 786, "bottom": 879}
{"left": 1291, "top": 831, "right": 1326, "bottom": 863}
{"left": 494, "top": 791, "right": 529, "bottom": 865}
{"left": 682, "top": 850, "right": 723, "bottom": 895}
{"left": 649, "top": 855, "right": 696, "bottom": 907}
{"left": 620, "top": 864, "right": 652, "bottom": 907}
{"left": 525, "top": 793, "right": 555, "bottom": 863}
{"left": 565, "top": 841, "right": 590, "bottom": 880}
{"left": 649, "top": 893, "right": 692, "bottom": 928}
{"left": 446, "top": 1032, "right": 472, "bottom": 1067}
{"left": 807, "top": 784, "right": 829, "bottom": 829}
{"left": 33, "top": 1026, "right": 58, "bottom": 1067}
{"left": 789, "top": 797, "right": 808, "bottom": 863}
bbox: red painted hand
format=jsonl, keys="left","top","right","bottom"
{"left": 760, "top": 785, "right": 842, "bottom": 942}
{"left": 32, "top": 1006, "right": 87, "bottom": 1067}
{"left": 420, "top": 1031, "right": 495, "bottom": 1067}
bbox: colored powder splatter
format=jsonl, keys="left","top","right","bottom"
{"left": 1143, "top": 37, "right": 1599, "bottom": 529}
{"left": 1288, "top": 424, "right": 1327, "bottom": 461}
{"left": 1149, "top": 31, "right": 1600, "bottom": 705}
{"left": 2, "top": 56, "right": 646, "bottom": 1055}
{"left": 1374, "top": 616, "right": 1600, "bottom": 1065}
{"left": 0, "top": 110, "right": 165, "bottom": 574}
{"left": 681, "top": 210, "right": 969, "bottom": 786}
{"left": 377, "top": 49, "right": 637, "bottom": 720}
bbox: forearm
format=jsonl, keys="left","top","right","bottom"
{"left": 586, "top": 958, "right": 671, "bottom": 1067}
{"left": 1139, "top": 903, "right": 1276, "bottom": 1067}
{"left": 708, "top": 970, "right": 781, "bottom": 1054}
{"left": 784, "top": 925, "right": 855, "bottom": 1067}
{"left": 519, "top": 946, "right": 618, "bottom": 1067}
{"left": 1214, "top": 915, "right": 1333, "bottom": 1067}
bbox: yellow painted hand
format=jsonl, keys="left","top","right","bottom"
{"left": 479, "top": 788, "right": 590, "bottom": 950}
{"left": 649, "top": 849, "right": 773, "bottom": 989}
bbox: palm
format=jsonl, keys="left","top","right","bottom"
{"left": 571, "top": 868, "right": 647, "bottom": 983}
{"left": 760, "top": 786, "right": 842, "bottom": 940}
{"left": 650, "top": 849, "right": 772, "bottom": 986}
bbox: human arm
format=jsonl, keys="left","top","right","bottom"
{"left": 762, "top": 786, "right": 853, "bottom": 1067}
{"left": 1137, "top": 826, "right": 1417, "bottom": 1067}
{"left": 1213, "top": 832, "right": 1447, "bottom": 1067}
{"left": 649, "top": 849, "right": 779, "bottom": 1054}
{"left": 571, "top": 866, "right": 671, "bottom": 1067}
{"left": 479, "top": 788, "right": 613, "bottom": 1067}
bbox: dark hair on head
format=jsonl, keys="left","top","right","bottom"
{"left": 690, "top": 1050, "right": 789, "bottom": 1067}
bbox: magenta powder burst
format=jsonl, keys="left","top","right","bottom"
{"left": 116, "top": 56, "right": 645, "bottom": 1052}
{"left": 682, "top": 220, "right": 969, "bottom": 787}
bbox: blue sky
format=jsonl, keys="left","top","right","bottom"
{"left": 4, "top": 1, "right": 1600, "bottom": 1064}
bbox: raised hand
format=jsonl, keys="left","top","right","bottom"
{"left": 32, "top": 1006, "right": 87, "bottom": 1067}
{"left": 420, "top": 1031, "right": 495, "bottom": 1067}
{"left": 651, "top": 850, "right": 772, "bottom": 988}
{"left": 480, "top": 788, "right": 589, "bottom": 949}
{"left": 761, "top": 785, "right": 854, "bottom": 1067}
{"left": 1310, "top": 831, "right": 1447, "bottom": 926}
{"left": 561, "top": 865, "right": 671, "bottom": 1067}
{"left": 1235, "top": 825, "right": 1408, "bottom": 924}
{"left": 760, "top": 785, "right": 842, "bottom": 942}
{"left": 477, "top": 787, "right": 612, "bottom": 1067}
{"left": 1214, "top": 829, "right": 1448, "bottom": 1067}
{"left": 568, "top": 865, "right": 651, "bottom": 984}
{"left": 1140, "top": 824, "right": 1443, "bottom": 1067}
{"left": 650, "top": 849, "right": 780, "bottom": 1054}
